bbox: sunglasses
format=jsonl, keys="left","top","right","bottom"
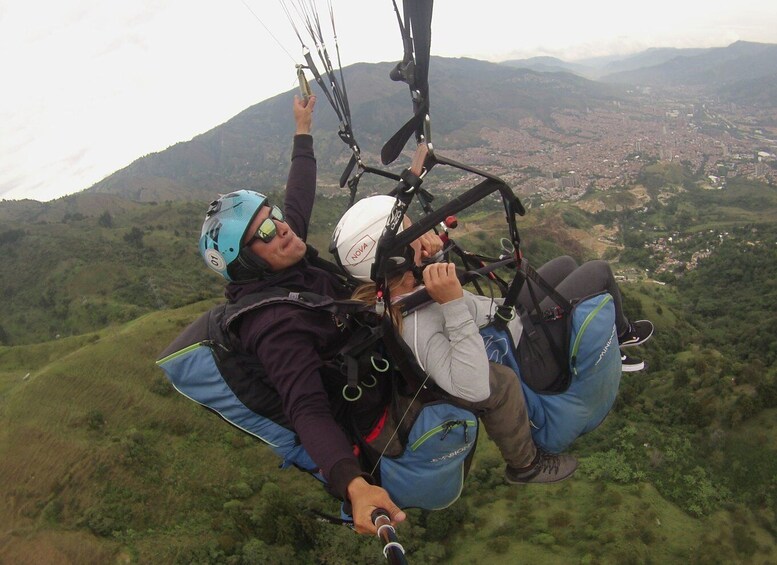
{"left": 245, "top": 205, "right": 286, "bottom": 245}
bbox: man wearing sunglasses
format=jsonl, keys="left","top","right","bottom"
{"left": 198, "top": 95, "right": 442, "bottom": 535}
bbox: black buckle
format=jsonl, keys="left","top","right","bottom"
{"left": 543, "top": 306, "right": 565, "bottom": 321}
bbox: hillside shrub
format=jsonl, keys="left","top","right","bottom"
{"left": 240, "top": 539, "right": 297, "bottom": 565}
{"left": 584, "top": 449, "right": 643, "bottom": 483}
{"left": 86, "top": 409, "right": 106, "bottom": 431}
{"left": 0, "top": 228, "right": 25, "bottom": 245}
{"left": 148, "top": 376, "right": 173, "bottom": 396}
{"left": 41, "top": 499, "right": 64, "bottom": 525}
{"left": 81, "top": 500, "right": 133, "bottom": 537}
{"left": 490, "top": 536, "right": 510, "bottom": 554}
{"left": 98, "top": 211, "right": 113, "bottom": 228}
{"left": 124, "top": 227, "right": 144, "bottom": 247}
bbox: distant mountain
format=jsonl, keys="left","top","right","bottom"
{"left": 0, "top": 193, "right": 145, "bottom": 224}
{"left": 500, "top": 56, "right": 597, "bottom": 78}
{"left": 716, "top": 72, "right": 777, "bottom": 107}
{"left": 600, "top": 47, "right": 708, "bottom": 76}
{"left": 84, "top": 57, "right": 625, "bottom": 203}
{"left": 16, "top": 43, "right": 777, "bottom": 208}
{"left": 502, "top": 48, "right": 712, "bottom": 80}
{"left": 602, "top": 41, "right": 777, "bottom": 92}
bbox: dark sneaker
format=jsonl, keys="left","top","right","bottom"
{"left": 619, "top": 320, "right": 654, "bottom": 347}
{"left": 505, "top": 449, "right": 578, "bottom": 484}
{"left": 621, "top": 352, "right": 645, "bottom": 372}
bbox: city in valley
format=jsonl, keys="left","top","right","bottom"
{"left": 437, "top": 89, "right": 777, "bottom": 202}
{"left": 431, "top": 88, "right": 777, "bottom": 281}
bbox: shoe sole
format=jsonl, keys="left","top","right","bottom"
{"left": 505, "top": 473, "right": 577, "bottom": 485}
{"left": 621, "top": 360, "right": 645, "bottom": 372}
{"left": 505, "top": 464, "right": 579, "bottom": 485}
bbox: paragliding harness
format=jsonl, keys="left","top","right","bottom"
{"left": 155, "top": 263, "right": 480, "bottom": 512}
{"left": 361, "top": 0, "right": 622, "bottom": 454}
{"left": 371, "top": 162, "right": 622, "bottom": 455}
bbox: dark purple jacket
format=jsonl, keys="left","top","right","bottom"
{"left": 225, "top": 135, "right": 366, "bottom": 499}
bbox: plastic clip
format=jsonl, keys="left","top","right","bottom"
{"left": 375, "top": 292, "right": 385, "bottom": 317}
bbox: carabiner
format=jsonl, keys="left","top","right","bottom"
{"left": 342, "top": 384, "right": 363, "bottom": 402}
{"left": 362, "top": 374, "right": 378, "bottom": 388}
{"left": 371, "top": 356, "right": 390, "bottom": 373}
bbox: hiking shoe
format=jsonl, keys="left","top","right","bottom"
{"left": 619, "top": 320, "right": 654, "bottom": 347}
{"left": 621, "top": 352, "right": 645, "bottom": 372}
{"left": 505, "top": 449, "right": 578, "bottom": 484}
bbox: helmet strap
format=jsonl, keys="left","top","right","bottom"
{"left": 228, "top": 247, "right": 272, "bottom": 282}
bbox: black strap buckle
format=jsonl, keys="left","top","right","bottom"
{"left": 543, "top": 306, "right": 565, "bottom": 322}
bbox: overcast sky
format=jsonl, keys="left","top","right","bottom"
{"left": 1, "top": 0, "right": 776, "bottom": 202}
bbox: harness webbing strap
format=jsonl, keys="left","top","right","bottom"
{"left": 381, "top": 109, "right": 428, "bottom": 166}
{"left": 523, "top": 262, "right": 574, "bottom": 314}
{"left": 379, "top": 316, "right": 432, "bottom": 398}
{"left": 524, "top": 270, "right": 568, "bottom": 369}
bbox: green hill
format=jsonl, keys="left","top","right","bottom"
{"left": 2, "top": 173, "right": 777, "bottom": 562}
{"left": 2, "top": 291, "right": 777, "bottom": 563}
{"left": 0, "top": 200, "right": 223, "bottom": 345}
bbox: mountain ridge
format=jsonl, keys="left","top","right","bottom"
{"left": 602, "top": 40, "right": 777, "bottom": 88}
{"left": 82, "top": 57, "right": 626, "bottom": 203}
{"left": 2, "top": 42, "right": 774, "bottom": 209}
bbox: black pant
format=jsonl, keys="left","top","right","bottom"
{"left": 518, "top": 256, "right": 629, "bottom": 337}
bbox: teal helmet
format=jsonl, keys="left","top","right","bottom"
{"left": 199, "top": 190, "right": 269, "bottom": 281}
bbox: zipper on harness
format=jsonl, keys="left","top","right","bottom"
{"left": 410, "top": 419, "right": 477, "bottom": 451}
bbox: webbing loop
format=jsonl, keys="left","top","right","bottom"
{"left": 495, "top": 306, "right": 516, "bottom": 323}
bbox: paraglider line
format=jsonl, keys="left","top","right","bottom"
{"left": 239, "top": 0, "right": 299, "bottom": 64}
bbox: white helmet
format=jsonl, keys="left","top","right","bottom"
{"left": 330, "top": 195, "right": 404, "bottom": 282}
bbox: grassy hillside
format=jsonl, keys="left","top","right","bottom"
{"left": 2, "top": 296, "right": 776, "bottom": 564}
{"left": 0, "top": 199, "right": 223, "bottom": 345}
{"left": 3, "top": 169, "right": 777, "bottom": 562}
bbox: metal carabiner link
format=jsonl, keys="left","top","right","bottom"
{"left": 342, "top": 384, "right": 363, "bottom": 402}
{"left": 361, "top": 374, "right": 378, "bottom": 388}
{"left": 371, "top": 356, "right": 390, "bottom": 373}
